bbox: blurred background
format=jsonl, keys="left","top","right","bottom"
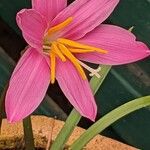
{"left": 0, "top": 0, "right": 150, "bottom": 149}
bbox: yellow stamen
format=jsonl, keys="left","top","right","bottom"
{"left": 58, "top": 43, "right": 87, "bottom": 80}
{"left": 69, "top": 48, "right": 94, "bottom": 53}
{"left": 51, "top": 42, "right": 66, "bottom": 62}
{"left": 42, "top": 15, "right": 109, "bottom": 81}
{"left": 47, "top": 17, "right": 73, "bottom": 36}
{"left": 57, "top": 38, "right": 108, "bottom": 54}
{"left": 50, "top": 52, "right": 56, "bottom": 84}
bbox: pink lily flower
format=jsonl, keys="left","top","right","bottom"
{"left": 5, "top": 0, "right": 149, "bottom": 123}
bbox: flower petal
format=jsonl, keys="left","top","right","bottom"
{"left": 5, "top": 47, "right": 50, "bottom": 122}
{"left": 50, "top": 0, "right": 119, "bottom": 40}
{"left": 16, "top": 9, "right": 47, "bottom": 49}
{"left": 56, "top": 59, "right": 97, "bottom": 121}
{"left": 32, "top": 0, "right": 67, "bottom": 22}
{"left": 76, "top": 24, "right": 150, "bottom": 65}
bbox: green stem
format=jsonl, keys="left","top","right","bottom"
{"left": 0, "top": 92, "right": 4, "bottom": 133}
{"left": 50, "top": 109, "right": 81, "bottom": 150}
{"left": 0, "top": 85, "right": 35, "bottom": 150}
{"left": 0, "top": 84, "right": 8, "bottom": 133}
{"left": 50, "top": 65, "right": 111, "bottom": 150}
{"left": 70, "top": 96, "right": 150, "bottom": 150}
{"left": 23, "top": 116, "right": 35, "bottom": 150}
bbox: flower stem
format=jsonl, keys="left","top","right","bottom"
{"left": 0, "top": 84, "right": 8, "bottom": 133}
{"left": 70, "top": 96, "right": 150, "bottom": 150}
{"left": 23, "top": 116, "right": 35, "bottom": 150}
{"left": 0, "top": 84, "right": 35, "bottom": 150}
{"left": 50, "top": 109, "right": 81, "bottom": 150}
{"left": 50, "top": 65, "right": 111, "bottom": 150}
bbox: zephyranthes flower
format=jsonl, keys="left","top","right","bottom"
{"left": 5, "top": 0, "right": 150, "bottom": 122}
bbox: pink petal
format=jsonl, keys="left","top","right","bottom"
{"left": 50, "top": 0, "right": 119, "bottom": 40}
{"left": 32, "top": 0, "right": 67, "bottom": 22}
{"left": 16, "top": 9, "right": 47, "bottom": 49}
{"left": 76, "top": 24, "right": 150, "bottom": 65}
{"left": 5, "top": 47, "right": 50, "bottom": 123}
{"left": 56, "top": 59, "right": 97, "bottom": 121}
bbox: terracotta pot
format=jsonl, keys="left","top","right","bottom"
{"left": 0, "top": 116, "right": 137, "bottom": 150}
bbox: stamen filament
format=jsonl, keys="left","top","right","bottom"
{"left": 69, "top": 48, "right": 94, "bottom": 53}
{"left": 47, "top": 17, "right": 73, "bottom": 36}
{"left": 78, "top": 60, "right": 101, "bottom": 78}
{"left": 43, "top": 52, "right": 49, "bottom": 56}
{"left": 57, "top": 38, "right": 108, "bottom": 54}
{"left": 51, "top": 42, "right": 66, "bottom": 62}
{"left": 43, "top": 45, "right": 51, "bottom": 50}
{"left": 58, "top": 44, "right": 87, "bottom": 80}
{"left": 50, "top": 52, "right": 56, "bottom": 84}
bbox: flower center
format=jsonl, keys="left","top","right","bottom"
{"left": 43, "top": 17, "right": 108, "bottom": 84}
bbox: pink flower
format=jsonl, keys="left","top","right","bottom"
{"left": 5, "top": 0, "right": 150, "bottom": 123}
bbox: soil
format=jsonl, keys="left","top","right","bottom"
{"left": 5, "top": 148, "right": 44, "bottom": 150}
{"left": 0, "top": 116, "right": 137, "bottom": 150}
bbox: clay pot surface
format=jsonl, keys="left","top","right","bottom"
{"left": 0, "top": 116, "right": 137, "bottom": 150}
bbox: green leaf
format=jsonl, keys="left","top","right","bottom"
{"left": 70, "top": 96, "right": 150, "bottom": 150}
{"left": 99, "top": 1, "right": 150, "bottom": 148}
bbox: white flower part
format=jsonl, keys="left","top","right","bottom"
{"left": 89, "top": 66, "right": 101, "bottom": 78}
{"left": 78, "top": 60, "right": 101, "bottom": 78}
{"left": 43, "top": 45, "right": 51, "bottom": 50}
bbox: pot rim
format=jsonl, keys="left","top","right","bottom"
{"left": 0, "top": 115, "right": 136, "bottom": 150}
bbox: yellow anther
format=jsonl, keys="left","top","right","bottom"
{"left": 50, "top": 52, "right": 56, "bottom": 84}
{"left": 58, "top": 43, "right": 87, "bottom": 80}
{"left": 57, "top": 38, "right": 108, "bottom": 54}
{"left": 51, "top": 42, "right": 66, "bottom": 62}
{"left": 47, "top": 17, "right": 73, "bottom": 36}
{"left": 69, "top": 48, "right": 94, "bottom": 53}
